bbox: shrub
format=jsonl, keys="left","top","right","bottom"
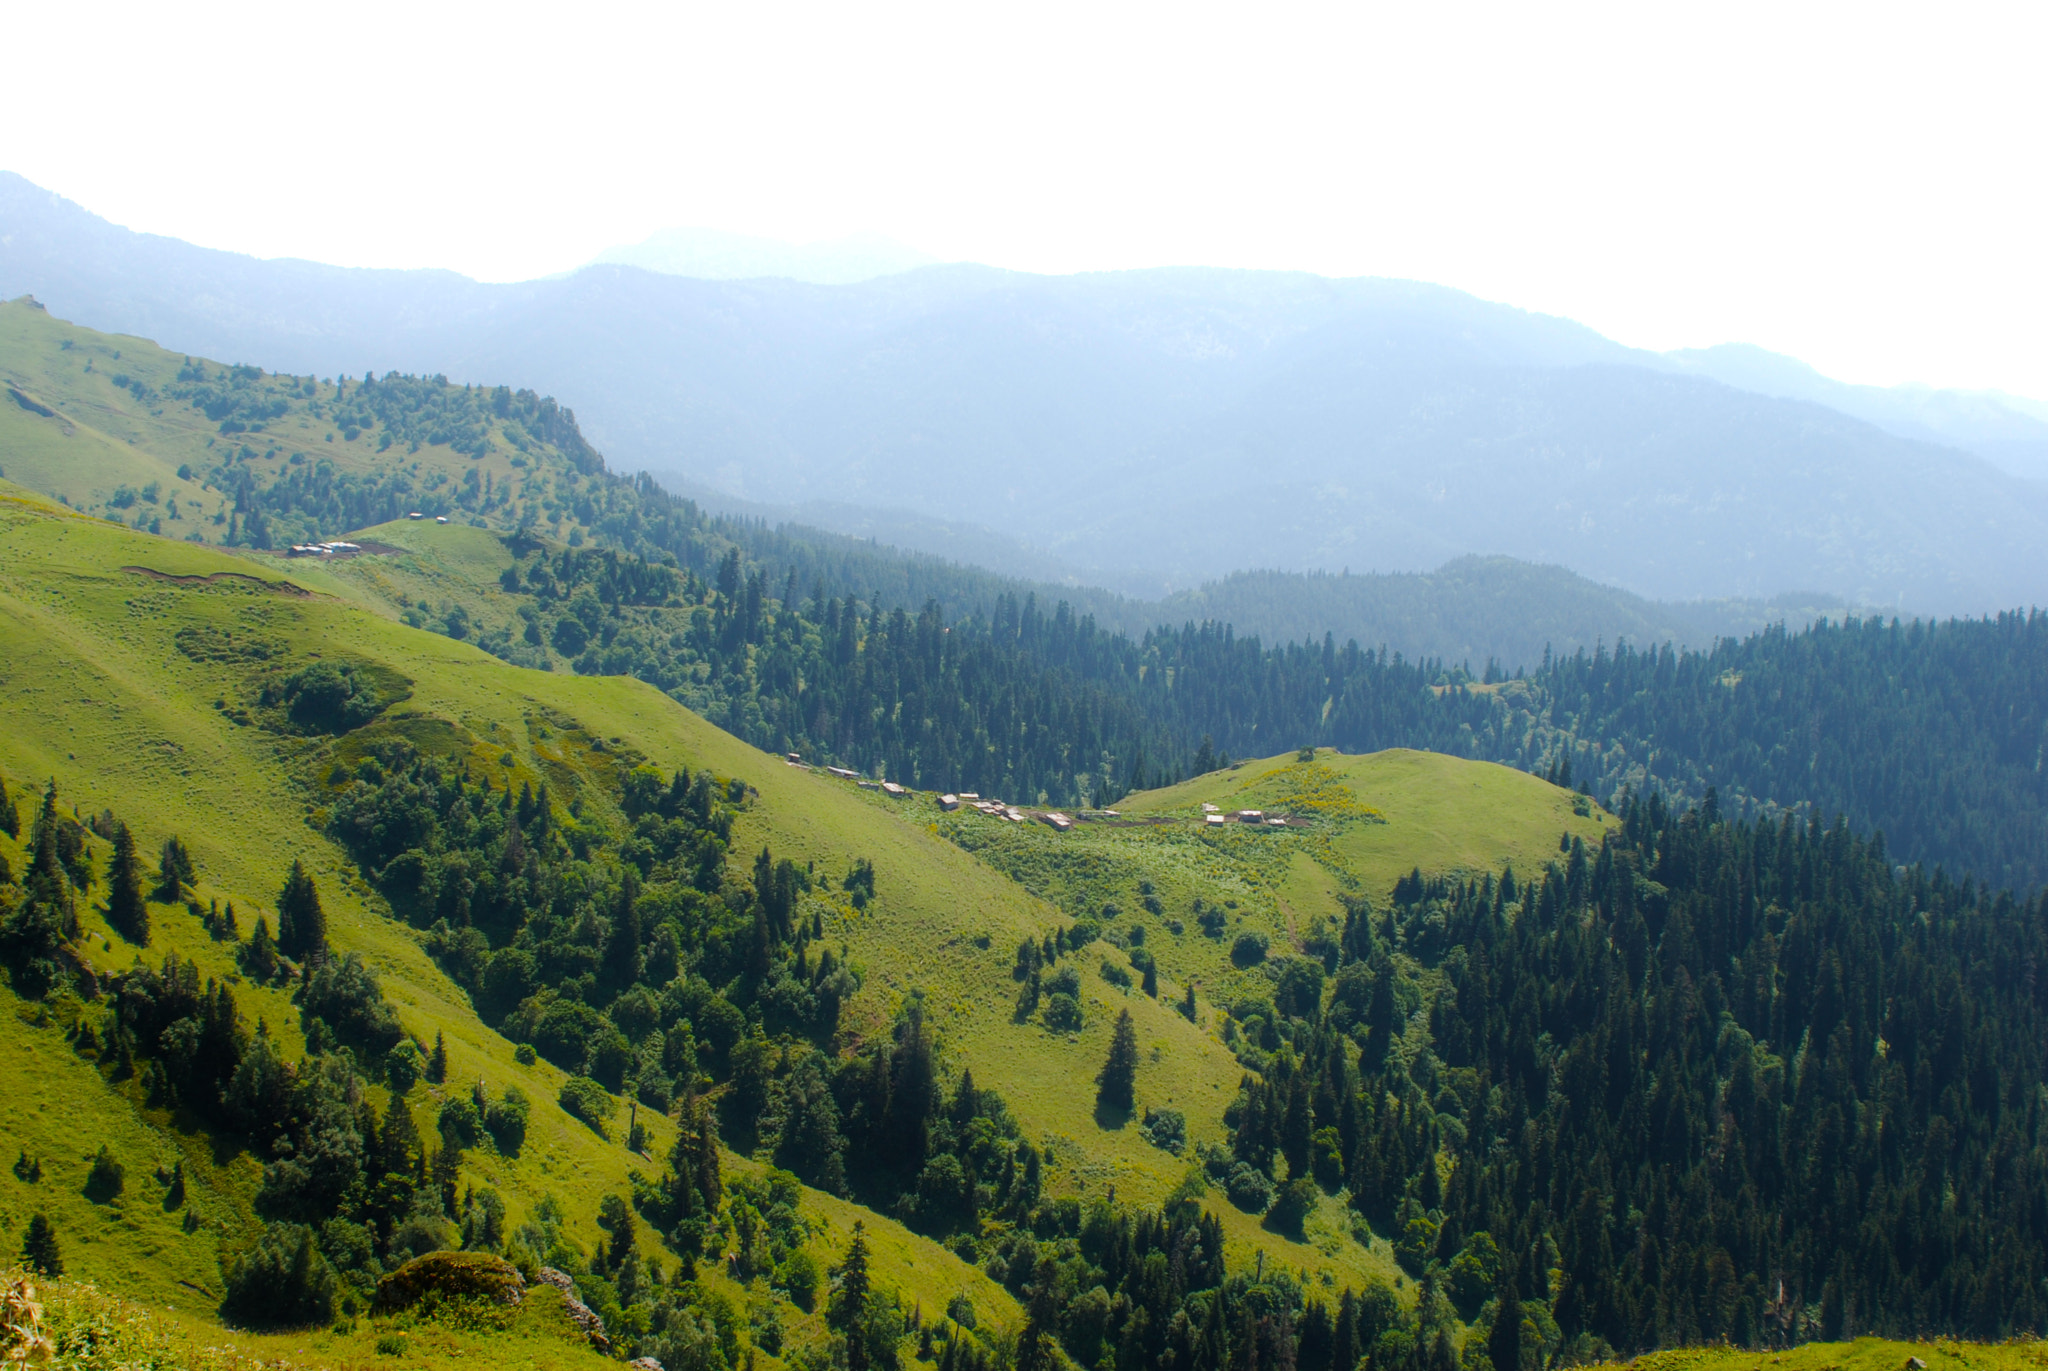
{"left": 373, "top": 1251, "right": 523, "bottom": 1313}
{"left": 1225, "top": 1163, "right": 1273, "bottom": 1213}
{"left": 558, "top": 1076, "right": 616, "bottom": 1135}
{"left": 1230, "top": 931, "right": 1269, "bottom": 967}
{"left": 85, "top": 1145, "right": 124, "bottom": 1199}
{"left": 1138, "top": 1107, "right": 1186, "bottom": 1155}
{"left": 513, "top": 1043, "right": 537, "bottom": 1066}
{"left": 1042, "top": 993, "right": 1084, "bottom": 1033}
{"left": 438, "top": 1097, "right": 484, "bottom": 1147}
{"left": 484, "top": 1086, "right": 529, "bottom": 1154}
{"left": 1266, "top": 1177, "right": 1318, "bottom": 1237}
{"left": 1273, "top": 957, "right": 1325, "bottom": 1018}
{"left": 296, "top": 953, "right": 403, "bottom": 1054}
{"left": 774, "top": 1248, "right": 821, "bottom": 1310}
{"left": 1099, "top": 960, "right": 1132, "bottom": 990}
{"left": 221, "top": 1222, "right": 337, "bottom": 1328}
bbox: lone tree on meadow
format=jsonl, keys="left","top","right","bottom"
{"left": 276, "top": 859, "right": 327, "bottom": 961}
{"left": 105, "top": 822, "right": 148, "bottom": 945}
{"left": 157, "top": 835, "right": 196, "bottom": 901}
{"left": 21, "top": 1212, "right": 62, "bottom": 1276}
{"left": 1096, "top": 1008, "right": 1139, "bottom": 1115}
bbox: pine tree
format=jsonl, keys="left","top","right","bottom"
{"left": 1096, "top": 1008, "right": 1139, "bottom": 1114}
{"left": 21, "top": 1212, "right": 61, "bottom": 1276}
{"left": 245, "top": 915, "right": 280, "bottom": 981}
{"left": 1180, "top": 980, "right": 1199, "bottom": 1023}
{"left": 276, "top": 859, "right": 326, "bottom": 960}
{"left": 0, "top": 771, "right": 16, "bottom": 839}
{"left": 832, "top": 1221, "right": 873, "bottom": 1366}
{"left": 1488, "top": 1272, "right": 1522, "bottom": 1371}
{"left": 25, "top": 782, "right": 64, "bottom": 902}
{"left": 157, "top": 835, "right": 196, "bottom": 899}
{"left": 106, "top": 822, "right": 148, "bottom": 944}
{"left": 428, "top": 1031, "right": 448, "bottom": 1084}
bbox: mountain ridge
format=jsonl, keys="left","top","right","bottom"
{"left": 8, "top": 170, "right": 2048, "bottom": 613}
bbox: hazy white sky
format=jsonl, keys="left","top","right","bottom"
{"left": 6, "top": 0, "right": 2043, "bottom": 395}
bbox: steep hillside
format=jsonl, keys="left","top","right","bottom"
{"left": 4, "top": 485, "right": 1631, "bottom": 1362}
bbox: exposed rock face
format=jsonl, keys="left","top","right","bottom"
{"left": 536, "top": 1266, "right": 612, "bottom": 1352}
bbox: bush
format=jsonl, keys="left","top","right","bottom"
{"left": 268, "top": 662, "right": 390, "bottom": 733}
{"left": 1099, "top": 960, "right": 1132, "bottom": 990}
{"left": 513, "top": 1043, "right": 537, "bottom": 1065}
{"left": 484, "top": 1086, "right": 529, "bottom": 1154}
{"left": 774, "top": 1248, "right": 821, "bottom": 1311}
{"left": 1042, "top": 993, "right": 1084, "bottom": 1033}
{"left": 1225, "top": 1163, "right": 1273, "bottom": 1213}
{"left": 1266, "top": 1177, "right": 1318, "bottom": 1237}
{"left": 296, "top": 954, "right": 403, "bottom": 1055}
{"left": 221, "top": 1221, "right": 337, "bottom": 1328}
{"left": 1138, "top": 1107, "right": 1186, "bottom": 1155}
{"left": 84, "top": 1145, "right": 124, "bottom": 1199}
{"left": 1230, "top": 931, "right": 1269, "bottom": 967}
{"left": 373, "top": 1251, "right": 523, "bottom": 1313}
{"left": 558, "top": 1076, "right": 616, "bottom": 1135}
{"left": 438, "top": 1097, "right": 484, "bottom": 1147}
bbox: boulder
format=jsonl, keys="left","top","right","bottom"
{"left": 373, "top": 1251, "right": 525, "bottom": 1313}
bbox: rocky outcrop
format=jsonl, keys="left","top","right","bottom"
{"left": 535, "top": 1266, "right": 611, "bottom": 1352}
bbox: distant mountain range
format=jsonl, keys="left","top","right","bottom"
{"left": 589, "top": 226, "right": 939, "bottom": 284}
{"left": 5, "top": 169, "right": 2046, "bottom": 615}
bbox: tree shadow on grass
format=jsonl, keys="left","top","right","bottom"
{"left": 1093, "top": 1099, "right": 1133, "bottom": 1130}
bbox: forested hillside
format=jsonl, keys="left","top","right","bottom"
{"left": 1211, "top": 794, "right": 2048, "bottom": 1356}
{"left": 5, "top": 297, "right": 2044, "bottom": 891}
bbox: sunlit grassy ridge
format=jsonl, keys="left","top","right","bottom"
{"left": 0, "top": 484, "right": 1491, "bottom": 1355}
{"left": 939, "top": 748, "right": 1613, "bottom": 1015}
{"left": 0, "top": 484, "right": 1022, "bottom": 1347}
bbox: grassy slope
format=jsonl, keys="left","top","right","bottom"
{"left": 0, "top": 297, "right": 558, "bottom": 545}
{"left": 0, "top": 485, "right": 1015, "bottom": 1347}
{"left": 942, "top": 748, "right": 1612, "bottom": 1020}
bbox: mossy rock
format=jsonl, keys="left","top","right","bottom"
{"left": 373, "top": 1251, "right": 524, "bottom": 1312}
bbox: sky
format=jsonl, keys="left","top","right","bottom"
{"left": 5, "top": 0, "right": 2043, "bottom": 396}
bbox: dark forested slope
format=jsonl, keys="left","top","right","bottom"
{"left": 1233, "top": 796, "right": 2048, "bottom": 1357}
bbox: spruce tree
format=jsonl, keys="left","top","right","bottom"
{"left": 428, "top": 1031, "right": 448, "bottom": 1084}
{"left": 106, "top": 821, "right": 148, "bottom": 945}
{"left": 1488, "top": 1272, "right": 1522, "bottom": 1371}
{"left": 821, "top": 1219, "right": 877, "bottom": 1365}
{"left": 245, "top": 916, "right": 279, "bottom": 981}
{"left": 276, "top": 859, "right": 326, "bottom": 960}
{"left": 1096, "top": 1008, "right": 1139, "bottom": 1114}
{"left": 157, "top": 836, "right": 195, "bottom": 900}
{"left": 21, "top": 1212, "right": 61, "bottom": 1276}
{"left": 0, "top": 771, "right": 16, "bottom": 838}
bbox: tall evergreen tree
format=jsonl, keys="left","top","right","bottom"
{"left": 275, "top": 859, "right": 326, "bottom": 960}
{"left": 1096, "top": 1008, "right": 1139, "bottom": 1114}
{"left": 1488, "top": 1272, "right": 1522, "bottom": 1371}
{"left": 0, "top": 771, "right": 16, "bottom": 839}
{"left": 106, "top": 821, "right": 148, "bottom": 945}
{"left": 21, "top": 1212, "right": 62, "bottom": 1276}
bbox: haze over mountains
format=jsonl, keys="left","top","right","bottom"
{"left": 5, "top": 169, "right": 2046, "bottom": 615}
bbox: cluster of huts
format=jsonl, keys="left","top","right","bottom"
{"left": 782, "top": 754, "right": 1303, "bottom": 831}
